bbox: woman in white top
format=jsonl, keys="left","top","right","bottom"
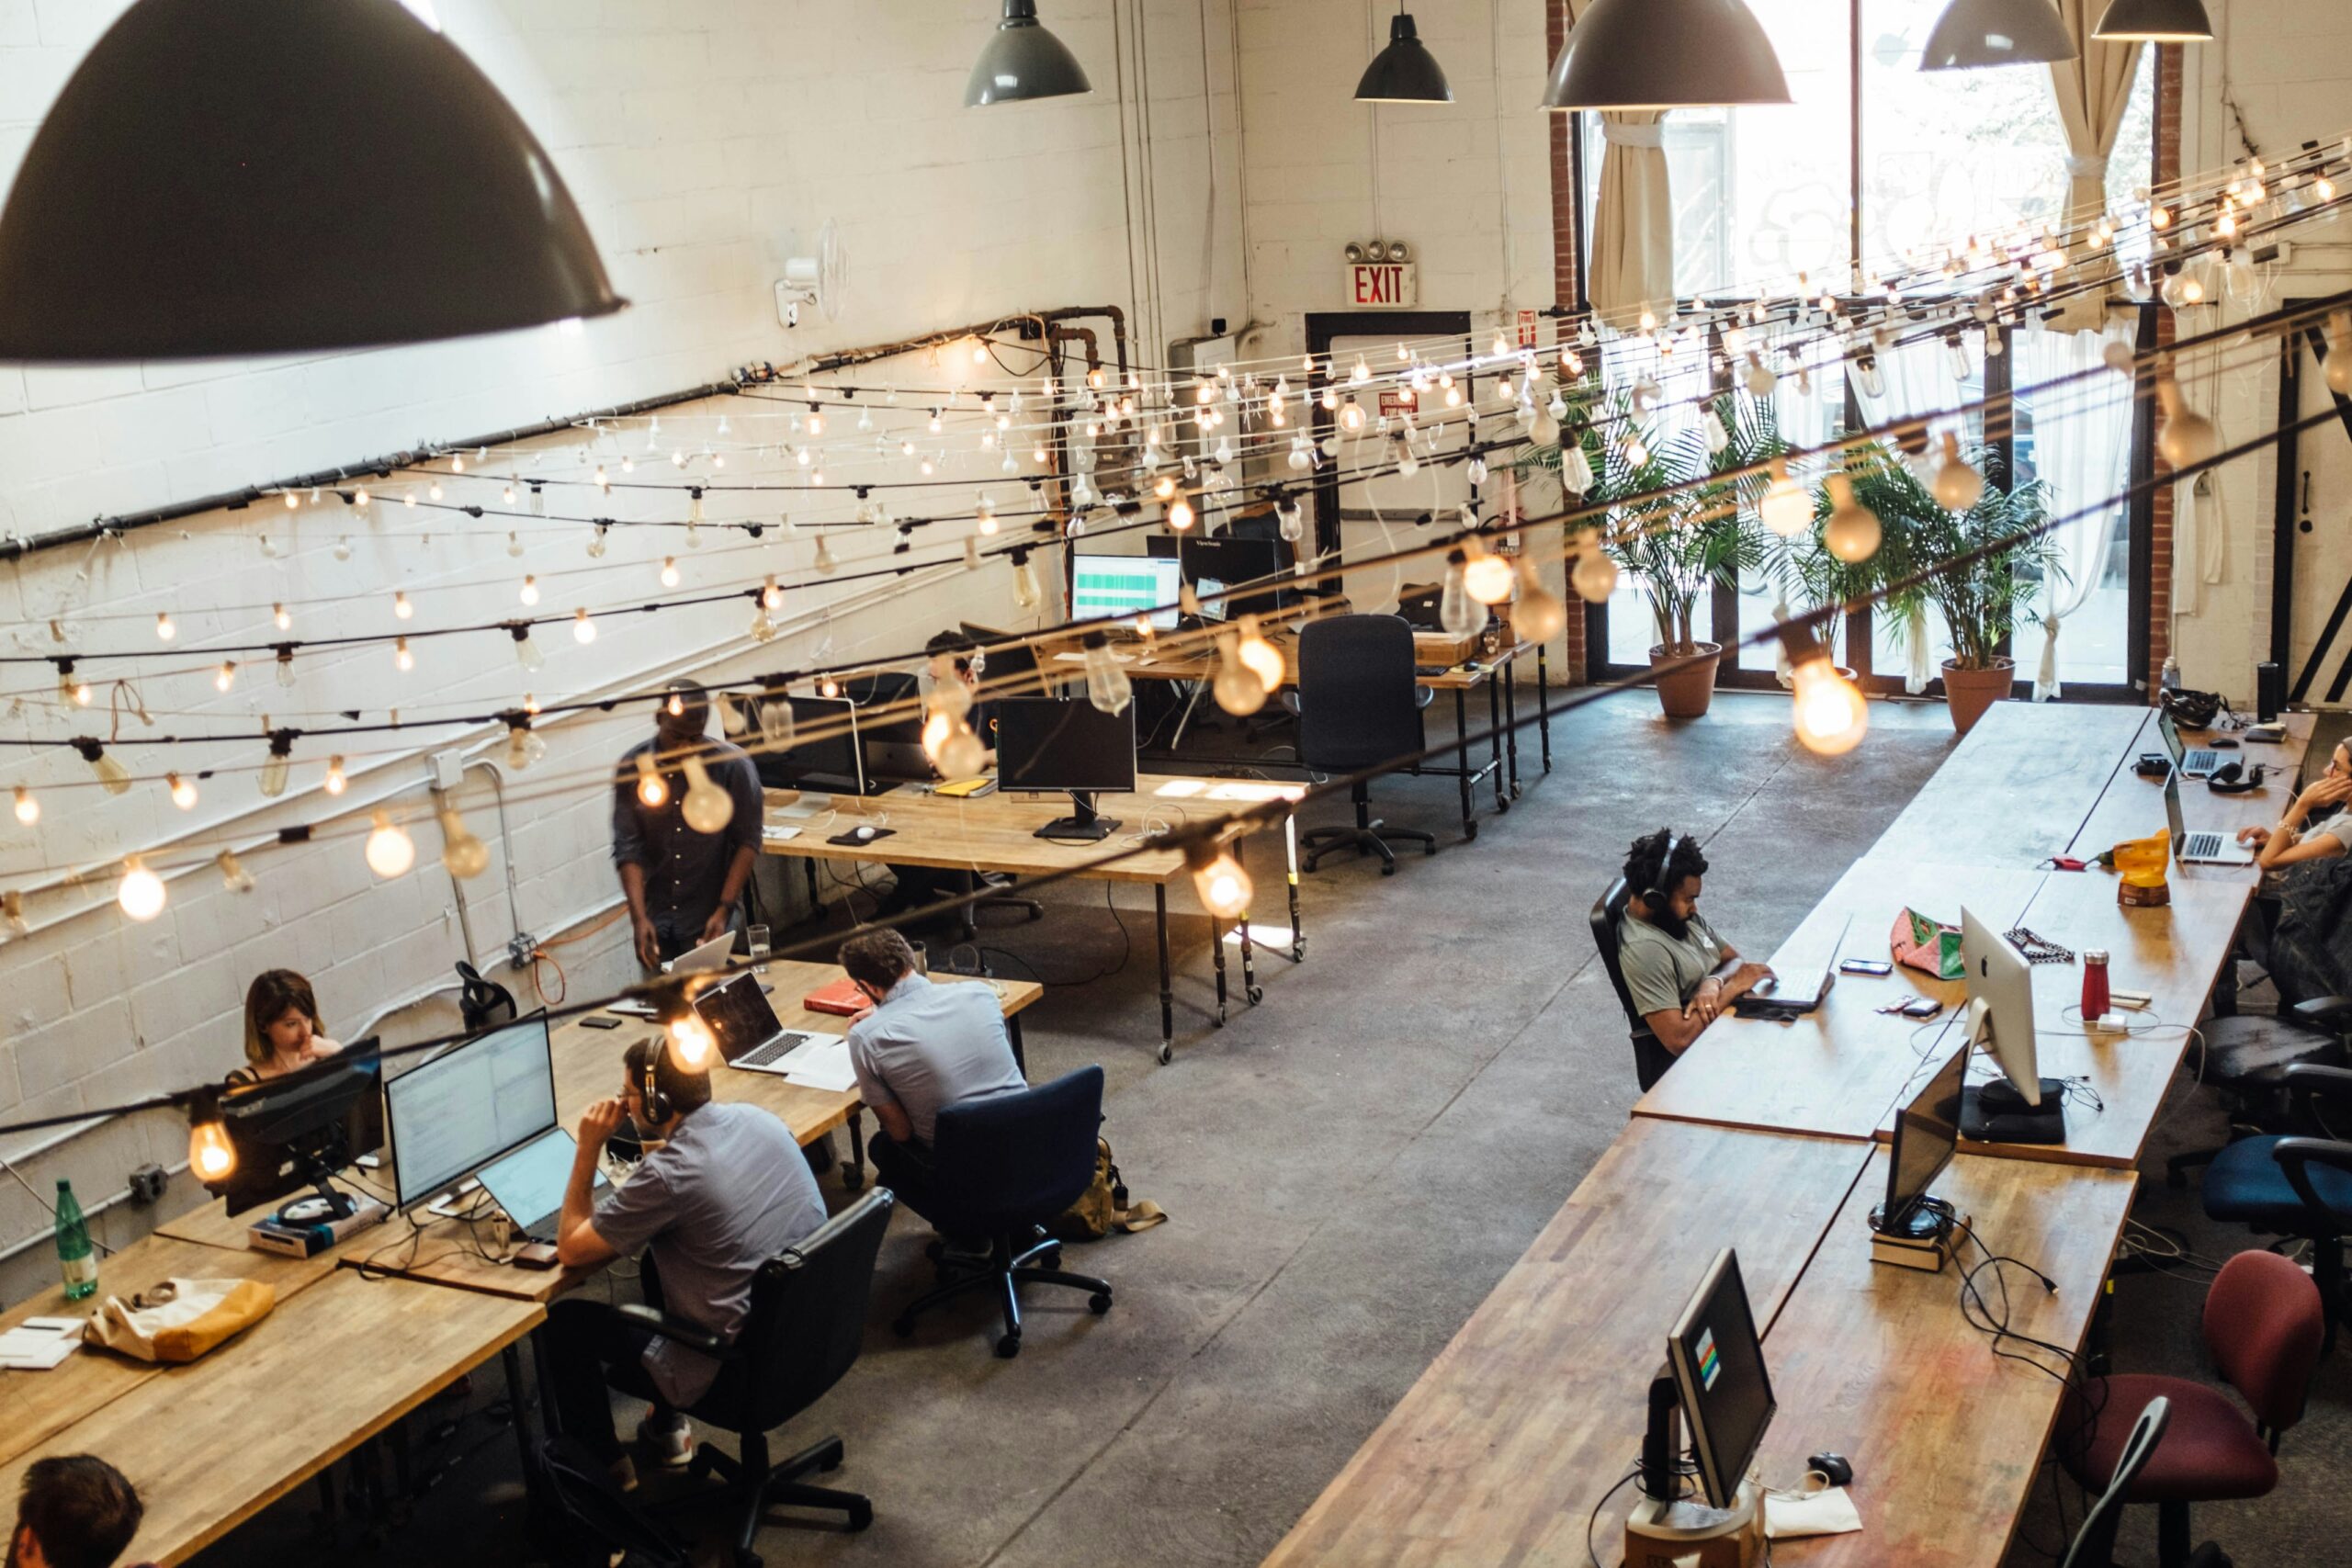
{"left": 2237, "top": 740, "right": 2352, "bottom": 874}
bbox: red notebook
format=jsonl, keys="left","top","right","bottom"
{"left": 802, "top": 977, "right": 868, "bottom": 1017}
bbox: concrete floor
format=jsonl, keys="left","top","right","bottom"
{"left": 190, "top": 689, "right": 2352, "bottom": 1568}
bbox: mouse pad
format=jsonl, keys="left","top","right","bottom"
{"left": 828, "top": 827, "right": 897, "bottom": 846}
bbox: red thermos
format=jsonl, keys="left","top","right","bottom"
{"left": 2082, "top": 949, "right": 2110, "bottom": 1023}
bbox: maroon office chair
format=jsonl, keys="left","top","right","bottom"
{"left": 2057, "top": 1249, "right": 2324, "bottom": 1568}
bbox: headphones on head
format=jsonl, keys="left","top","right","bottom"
{"left": 1646, "top": 832, "right": 1684, "bottom": 908}
{"left": 639, "top": 1043, "right": 673, "bottom": 1125}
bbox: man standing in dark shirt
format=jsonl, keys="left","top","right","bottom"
{"left": 613, "top": 678, "right": 764, "bottom": 970}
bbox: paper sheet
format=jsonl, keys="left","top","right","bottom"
{"left": 0, "top": 1321, "right": 83, "bottom": 1371}
{"left": 779, "top": 1035, "right": 858, "bottom": 1093}
{"left": 1763, "top": 1483, "right": 1863, "bottom": 1540}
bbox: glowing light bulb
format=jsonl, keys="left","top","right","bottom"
{"left": 274, "top": 603, "right": 292, "bottom": 632}
{"left": 361, "top": 811, "right": 414, "bottom": 879}
{"left": 1759, "top": 461, "right": 1813, "bottom": 538}
{"left": 1784, "top": 630, "right": 1868, "bottom": 757}
{"left": 1513, "top": 560, "right": 1566, "bottom": 642}
{"left": 661, "top": 556, "right": 682, "bottom": 588}
{"left": 154, "top": 611, "right": 175, "bottom": 642}
{"left": 12, "top": 784, "right": 36, "bottom": 825}
{"left": 680, "top": 755, "right": 735, "bottom": 834}
{"left": 636, "top": 754, "right": 669, "bottom": 807}
{"left": 1188, "top": 840, "right": 1253, "bottom": 920}
{"left": 1932, "top": 433, "right": 1985, "bottom": 511}
{"left": 1168, "top": 496, "right": 1196, "bottom": 532}
{"left": 321, "top": 755, "right": 347, "bottom": 795}
{"left": 1339, "top": 400, "right": 1366, "bottom": 434}
{"left": 666, "top": 1010, "right": 718, "bottom": 1073}
{"left": 1571, "top": 540, "right": 1619, "bottom": 604}
{"left": 393, "top": 592, "right": 413, "bottom": 620}
{"left": 1082, "top": 630, "right": 1133, "bottom": 715}
{"left": 215, "top": 660, "right": 237, "bottom": 694}
{"left": 1212, "top": 630, "right": 1268, "bottom": 716}
{"left": 118, "top": 857, "right": 166, "bottom": 921}
{"left": 160, "top": 770, "right": 196, "bottom": 811}
{"left": 1822, "top": 476, "right": 1883, "bottom": 564}
{"left": 394, "top": 637, "right": 413, "bottom": 672}
{"left": 188, "top": 1104, "right": 237, "bottom": 1184}
{"left": 439, "top": 807, "right": 490, "bottom": 879}
{"left": 977, "top": 495, "right": 998, "bottom": 535}
{"left": 572, "top": 606, "right": 597, "bottom": 645}
{"left": 515, "top": 574, "right": 539, "bottom": 607}
{"left": 1464, "top": 545, "right": 1516, "bottom": 606}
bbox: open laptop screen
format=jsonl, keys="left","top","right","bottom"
{"left": 694, "top": 971, "right": 787, "bottom": 1063}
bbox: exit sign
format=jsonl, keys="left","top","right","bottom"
{"left": 1347, "top": 262, "right": 1418, "bottom": 309}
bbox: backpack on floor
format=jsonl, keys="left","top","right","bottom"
{"left": 1053, "top": 1137, "right": 1167, "bottom": 1241}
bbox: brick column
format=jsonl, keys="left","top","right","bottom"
{"left": 2146, "top": 42, "right": 2184, "bottom": 701}
{"left": 1548, "top": 0, "right": 1588, "bottom": 685}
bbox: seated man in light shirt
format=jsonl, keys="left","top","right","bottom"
{"left": 837, "top": 929, "right": 1026, "bottom": 1226}
{"left": 1616, "top": 828, "right": 1771, "bottom": 1055}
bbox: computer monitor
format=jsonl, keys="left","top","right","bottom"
{"left": 210, "top": 1039, "right": 385, "bottom": 1222}
{"left": 845, "top": 670, "right": 929, "bottom": 783}
{"left": 385, "top": 1011, "right": 559, "bottom": 1211}
{"left": 1660, "top": 1247, "right": 1777, "bottom": 1511}
{"left": 1877, "top": 1045, "right": 1967, "bottom": 1237}
{"left": 996, "top": 695, "right": 1138, "bottom": 841}
{"left": 1183, "top": 533, "right": 1287, "bottom": 619}
{"left": 1958, "top": 907, "right": 2064, "bottom": 1144}
{"left": 1071, "top": 552, "right": 1183, "bottom": 631}
{"left": 762, "top": 694, "right": 867, "bottom": 795}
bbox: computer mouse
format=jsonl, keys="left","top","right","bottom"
{"left": 852, "top": 824, "right": 877, "bottom": 842}
{"left": 2212, "top": 737, "right": 2240, "bottom": 749}
{"left": 1807, "top": 1452, "right": 1854, "bottom": 1488}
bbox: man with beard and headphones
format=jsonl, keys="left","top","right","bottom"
{"left": 548, "top": 1035, "right": 825, "bottom": 1487}
{"left": 1617, "top": 828, "right": 1771, "bottom": 1055}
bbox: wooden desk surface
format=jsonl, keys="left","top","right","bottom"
{"left": 1760, "top": 1150, "right": 2136, "bottom": 1568}
{"left": 0, "top": 1270, "right": 541, "bottom": 1567}
{"left": 1871, "top": 704, "right": 2152, "bottom": 870}
{"left": 1633, "top": 861, "right": 2051, "bottom": 1142}
{"left": 762, "top": 773, "right": 1301, "bottom": 883}
{"left": 2067, "top": 713, "right": 2316, "bottom": 881}
{"left": 157, "top": 965, "right": 1039, "bottom": 1300}
{"left": 0, "top": 1232, "right": 337, "bottom": 1469}
{"left": 1259, "top": 1120, "right": 1875, "bottom": 1568}
{"left": 1041, "top": 627, "right": 1498, "bottom": 692}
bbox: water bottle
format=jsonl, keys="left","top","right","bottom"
{"left": 54, "top": 1179, "right": 97, "bottom": 1301}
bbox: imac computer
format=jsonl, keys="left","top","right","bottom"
{"left": 996, "top": 696, "right": 1138, "bottom": 841}
{"left": 1958, "top": 907, "right": 2065, "bottom": 1145}
{"left": 1873, "top": 1045, "right": 1968, "bottom": 1241}
{"left": 385, "top": 1011, "right": 560, "bottom": 1212}
{"left": 210, "top": 1039, "right": 385, "bottom": 1223}
{"left": 760, "top": 694, "right": 870, "bottom": 797}
{"left": 843, "top": 671, "right": 931, "bottom": 784}
{"left": 1071, "top": 553, "right": 1183, "bottom": 631}
{"left": 1624, "top": 1247, "right": 1775, "bottom": 1559}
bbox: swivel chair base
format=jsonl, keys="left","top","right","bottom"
{"left": 675, "top": 1431, "right": 869, "bottom": 1568}
{"left": 892, "top": 1230, "right": 1112, "bottom": 1359}
{"left": 1301, "top": 781, "right": 1434, "bottom": 876}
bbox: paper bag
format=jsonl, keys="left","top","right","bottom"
{"left": 85, "top": 1277, "right": 275, "bottom": 1364}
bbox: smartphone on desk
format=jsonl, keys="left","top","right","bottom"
{"left": 1840, "top": 958, "right": 1894, "bottom": 976}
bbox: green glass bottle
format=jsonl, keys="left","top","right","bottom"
{"left": 54, "top": 1179, "right": 96, "bottom": 1302}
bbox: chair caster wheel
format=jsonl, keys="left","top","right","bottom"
{"left": 1497, "top": 798, "right": 1510, "bottom": 813}
{"left": 1026, "top": 908, "right": 1043, "bottom": 922}
{"left": 734, "top": 1550, "right": 763, "bottom": 1568}
{"left": 1465, "top": 822, "right": 1479, "bottom": 840}
{"left": 838, "top": 1164, "right": 865, "bottom": 1192}
{"left": 847, "top": 1499, "right": 874, "bottom": 1531}
{"left": 1090, "top": 1291, "right": 1114, "bottom": 1314}
{"left": 1248, "top": 987, "right": 1264, "bottom": 1005}
{"left": 1158, "top": 1043, "right": 1172, "bottom": 1065}
{"left": 891, "top": 1316, "right": 915, "bottom": 1337}
{"left": 995, "top": 1333, "right": 1023, "bottom": 1359}
{"left": 1381, "top": 861, "right": 1396, "bottom": 876}
{"left": 817, "top": 1438, "right": 844, "bottom": 1472}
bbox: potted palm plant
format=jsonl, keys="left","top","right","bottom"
{"left": 1842, "top": 446, "right": 2063, "bottom": 737}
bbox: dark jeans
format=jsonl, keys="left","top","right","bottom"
{"left": 870, "top": 1133, "right": 940, "bottom": 1224}
{"left": 650, "top": 905, "right": 743, "bottom": 964}
{"left": 545, "top": 1296, "right": 673, "bottom": 1466}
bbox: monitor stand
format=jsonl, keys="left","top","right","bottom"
{"left": 1960, "top": 1077, "right": 2068, "bottom": 1145}
{"left": 275, "top": 1155, "right": 360, "bottom": 1225}
{"left": 1037, "top": 790, "right": 1120, "bottom": 842}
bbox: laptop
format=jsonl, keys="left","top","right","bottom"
{"left": 2157, "top": 709, "right": 2228, "bottom": 780}
{"left": 694, "top": 969, "right": 848, "bottom": 1079}
{"left": 474, "top": 1127, "right": 608, "bottom": 1243}
{"left": 1734, "top": 914, "right": 1854, "bottom": 1020}
{"left": 662, "top": 930, "right": 736, "bottom": 976}
{"left": 2167, "top": 771, "right": 2256, "bottom": 865}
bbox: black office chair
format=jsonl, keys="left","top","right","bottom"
{"left": 1592, "top": 877, "right": 1679, "bottom": 1092}
{"left": 2062, "top": 1396, "right": 2170, "bottom": 1568}
{"left": 889, "top": 1067, "right": 1113, "bottom": 1359}
{"left": 2199, "top": 1064, "right": 2352, "bottom": 1352}
{"left": 1295, "top": 614, "right": 1437, "bottom": 874}
{"left": 455, "top": 960, "right": 518, "bottom": 1032}
{"left": 616, "top": 1189, "right": 894, "bottom": 1568}
{"left": 2166, "top": 999, "right": 2352, "bottom": 1189}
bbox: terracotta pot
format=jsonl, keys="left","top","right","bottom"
{"left": 1649, "top": 642, "right": 1723, "bottom": 720}
{"left": 1940, "top": 657, "right": 2017, "bottom": 737}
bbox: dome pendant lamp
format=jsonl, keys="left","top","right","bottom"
{"left": 1542, "top": 0, "right": 1792, "bottom": 111}
{"left": 0, "top": 0, "right": 623, "bottom": 361}
{"left": 1356, "top": 7, "right": 1453, "bottom": 104}
{"left": 967, "top": 0, "right": 1093, "bottom": 107}
{"left": 1921, "top": 0, "right": 2079, "bottom": 71}
{"left": 2093, "top": 0, "right": 2214, "bottom": 41}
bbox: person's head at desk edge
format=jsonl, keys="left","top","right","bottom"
{"left": 233, "top": 969, "right": 341, "bottom": 1085}
{"left": 1617, "top": 828, "right": 1771, "bottom": 1055}
{"left": 10, "top": 1454, "right": 142, "bottom": 1568}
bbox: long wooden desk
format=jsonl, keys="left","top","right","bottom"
{"left": 0, "top": 1231, "right": 340, "bottom": 1469}
{"left": 1762, "top": 1150, "right": 2136, "bottom": 1568}
{"left": 1260, "top": 1119, "right": 1876, "bottom": 1568}
{"left": 0, "top": 1270, "right": 541, "bottom": 1567}
{"left": 765, "top": 773, "right": 1302, "bottom": 1061}
{"left": 1871, "top": 703, "right": 2152, "bottom": 869}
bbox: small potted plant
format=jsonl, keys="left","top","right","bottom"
{"left": 1842, "top": 446, "right": 2062, "bottom": 737}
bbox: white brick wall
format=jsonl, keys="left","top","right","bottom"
{"left": 0, "top": 0, "right": 1242, "bottom": 1300}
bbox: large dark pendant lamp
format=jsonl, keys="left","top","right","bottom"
{"left": 1542, "top": 0, "right": 1792, "bottom": 111}
{"left": 1355, "top": 8, "right": 1453, "bottom": 104}
{"left": 2093, "top": 0, "right": 2214, "bottom": 40}
{"left": 1921, "top": 0, "right": 2079, "bottom": 70}
{"left": 967, "top": 0, "right": 1093, "bottom": 108}
{"left": 0, "top": 0, "right": 623, "bottom": 361}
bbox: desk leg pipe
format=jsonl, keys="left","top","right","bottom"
{"left": 843, "top": 1111, "right": 867, "bottom": 1191}
{"left": 1155, "top": 885, "right": 1174, "bottom": 1064}
{"left": 1212, "top": 916, "right": 1228, "bottom": 1025}
{"left": 1008, "top": 1013, "right": 1027, "bottom": 1077}
{"left": 1487, "top": 676, "right": 1507, "bottom": 811}
{"left": 1239, "top": 908, "right": 1261, "bottom": 1005}
{"left": 1284, "top": 813, "right": 1305, "bottom": 961}
{"left": 1538, "top": 645, "right": 1553, "bottom": 772}
{"left": 1503, "top": 660, "right": 1521, "bottom": 799}
{"left": 1453, "top": 689, "right": 1477, "bottom": 840}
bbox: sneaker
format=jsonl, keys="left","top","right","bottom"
{"left": 636, "top": 1411, "right": 694, "bottom": 1470}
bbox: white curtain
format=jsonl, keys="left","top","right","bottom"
{"left": 1568, "top": 1, "right": 1672, "bottom": 325}
{"left": 2045, "top": 4, "right": 2144, "bottom": 333}
{"left": 2013, "top": 318, "right": 2138, "bottom": 698}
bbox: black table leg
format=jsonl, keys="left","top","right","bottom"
{"left": 1453, "top": 689, "right": 1477, "bottom": 839}
{"left": 1284, "top": 812, "right": 1305, "bottom": 961}
{"left": 1503, "top": 658, "right": 1521, "bottom": 798}
{"left": 802, "top": 857, "right": 820, "bottom": 919}
{"left": 1212, "top": 917, "right": 1228, "bottom": 1026}
{"left": 1008, "top": 1012, "right": 1027, "bottom": 1076}
{"left": 1537, "top": 644, "right": 1553, "bottom": 772}
{"left": 1155, "top": 884, "right": 1174, "bottom": 1064}
{"left": 1487, "top": 674, "right": 1507, "bottom": 811}
{"left": 842, "top": 1110, "right": 867, "bottom": 1190}
{"left": 1239, "top": 905, "right": 1261, "bottom": 1005}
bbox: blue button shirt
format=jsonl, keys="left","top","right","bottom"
{"left": 847, "top": 975, "right": 1025, "bottom": 1146}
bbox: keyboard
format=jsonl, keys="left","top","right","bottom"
{"left": 738, "top": 1029, "right": 822, "bottom": 1069}
{"left": 2182, "top": 748, "right": 2222, "bottom": 773}
{"left": 1414, "top": 664, "right": 1449, "bottom": 677}
{"left": 2184, "top": 830, "right": 2225, "bottom": 859}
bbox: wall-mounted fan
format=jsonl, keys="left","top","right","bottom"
{"left": 775, "top": 218, "right": 844, "bottom": 327}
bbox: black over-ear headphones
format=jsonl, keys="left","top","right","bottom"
{"left": 639, "top": 1042, "right": 673, "bottom": 1125}
{"left": 1646, "top": 832, "right": 1683, "bottom": 908}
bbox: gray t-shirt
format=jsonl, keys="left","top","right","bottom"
{"left": 847, "top": 974, "right": 1025, "bottom": 1146}
{"left": 1618, "top": 909, "right": 1728, "bottom": 1020}
{"left": 591, "top": 1100, "right": 826, "bottom": 1405}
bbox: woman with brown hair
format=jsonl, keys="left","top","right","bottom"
{"left": 230, "top": 969, "right": 343, "bottom": 1085}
